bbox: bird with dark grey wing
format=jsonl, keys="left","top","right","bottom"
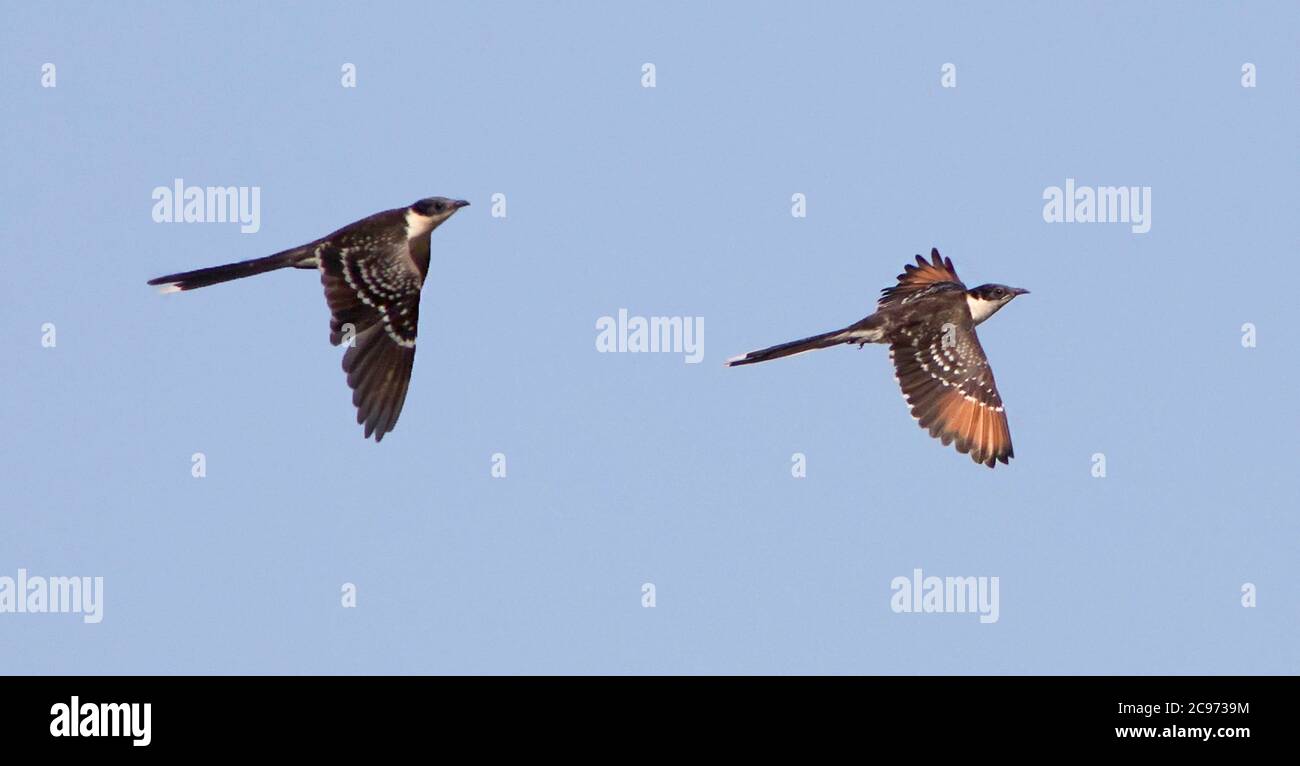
{"left": 726, "top": 249, "right": 1028, "bottom": 467}
{"left": 148, "top": 197, "right": 469, "bottom": 442}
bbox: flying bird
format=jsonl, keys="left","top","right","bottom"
{"left": 148, "top": 197, "right": 469, "bottom": 442}
{"left": 726, "top": 249, "right": 1028, "bottom": 467}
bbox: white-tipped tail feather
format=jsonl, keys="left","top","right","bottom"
{"left": 147, "top": 247, "right": 308, "bottom": 293}
{"left": 725, "top": 323, "right": 882, "bottom": 367}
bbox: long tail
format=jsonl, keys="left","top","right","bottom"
{"left": 725, "top": 319, "right": 883, "bottom": 367}
{"left": 147, "top": 246, "right": 310, "bottom": 293}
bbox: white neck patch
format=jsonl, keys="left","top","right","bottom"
{"left": 405, "top": 208, "right": 437, "bottom": 238}
{"left": 966, "top": 294, "right": 1002, "bottom": 325}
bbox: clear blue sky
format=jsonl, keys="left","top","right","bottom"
{"left": 2, "top": 2, "right": 1296, "bottom": 674}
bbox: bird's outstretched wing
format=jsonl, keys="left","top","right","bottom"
{"left": 889, "top": 311, "right": 1013, "bottom": 468}
{"left": 878, "top": 248, "right": 964, "bottom": 309}
{"left": 317, "top": 238, "right": 424, "bottom": 442}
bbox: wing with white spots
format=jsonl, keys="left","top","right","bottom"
{"left": 317, "top": 238, "right": 423, "bottom": 442}
{"left": 889, "top": 317, "right": 1013, "bottom": 467}
{"left": 321, "top": 239, "right": 423, "bottom": 348}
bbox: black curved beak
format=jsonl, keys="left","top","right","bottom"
{"left": 1011, "top": 287, "right": 1030, "bottom": 295}
{"left": 451, "top": 199, "right": 470, "bottom": 209}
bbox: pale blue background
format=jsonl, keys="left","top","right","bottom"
{"left": 1, "top": 2, "right": 1296, "bottom": 674}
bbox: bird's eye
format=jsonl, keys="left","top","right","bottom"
{"left": 433, "top": 202, "right": 445, "bottom": 212}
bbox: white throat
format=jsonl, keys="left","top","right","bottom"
{"left": 405, "top": 209, "right": 437, "bottom": 238}
{"left": 966, "top": 294, "right": 1002, "bottom": 325}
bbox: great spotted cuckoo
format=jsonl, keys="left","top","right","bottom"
{"left": 148, "top": 197, "right": 469, "bottom": 442}
{"left": 726, "top": 249, "right": 1028, "bottom": 467}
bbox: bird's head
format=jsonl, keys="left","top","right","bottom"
{"left": 406, "top": 197, "right": 470, "bottom": 236}
{"left": 965, "top": 283, "right": 1029, "bottom": 324}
